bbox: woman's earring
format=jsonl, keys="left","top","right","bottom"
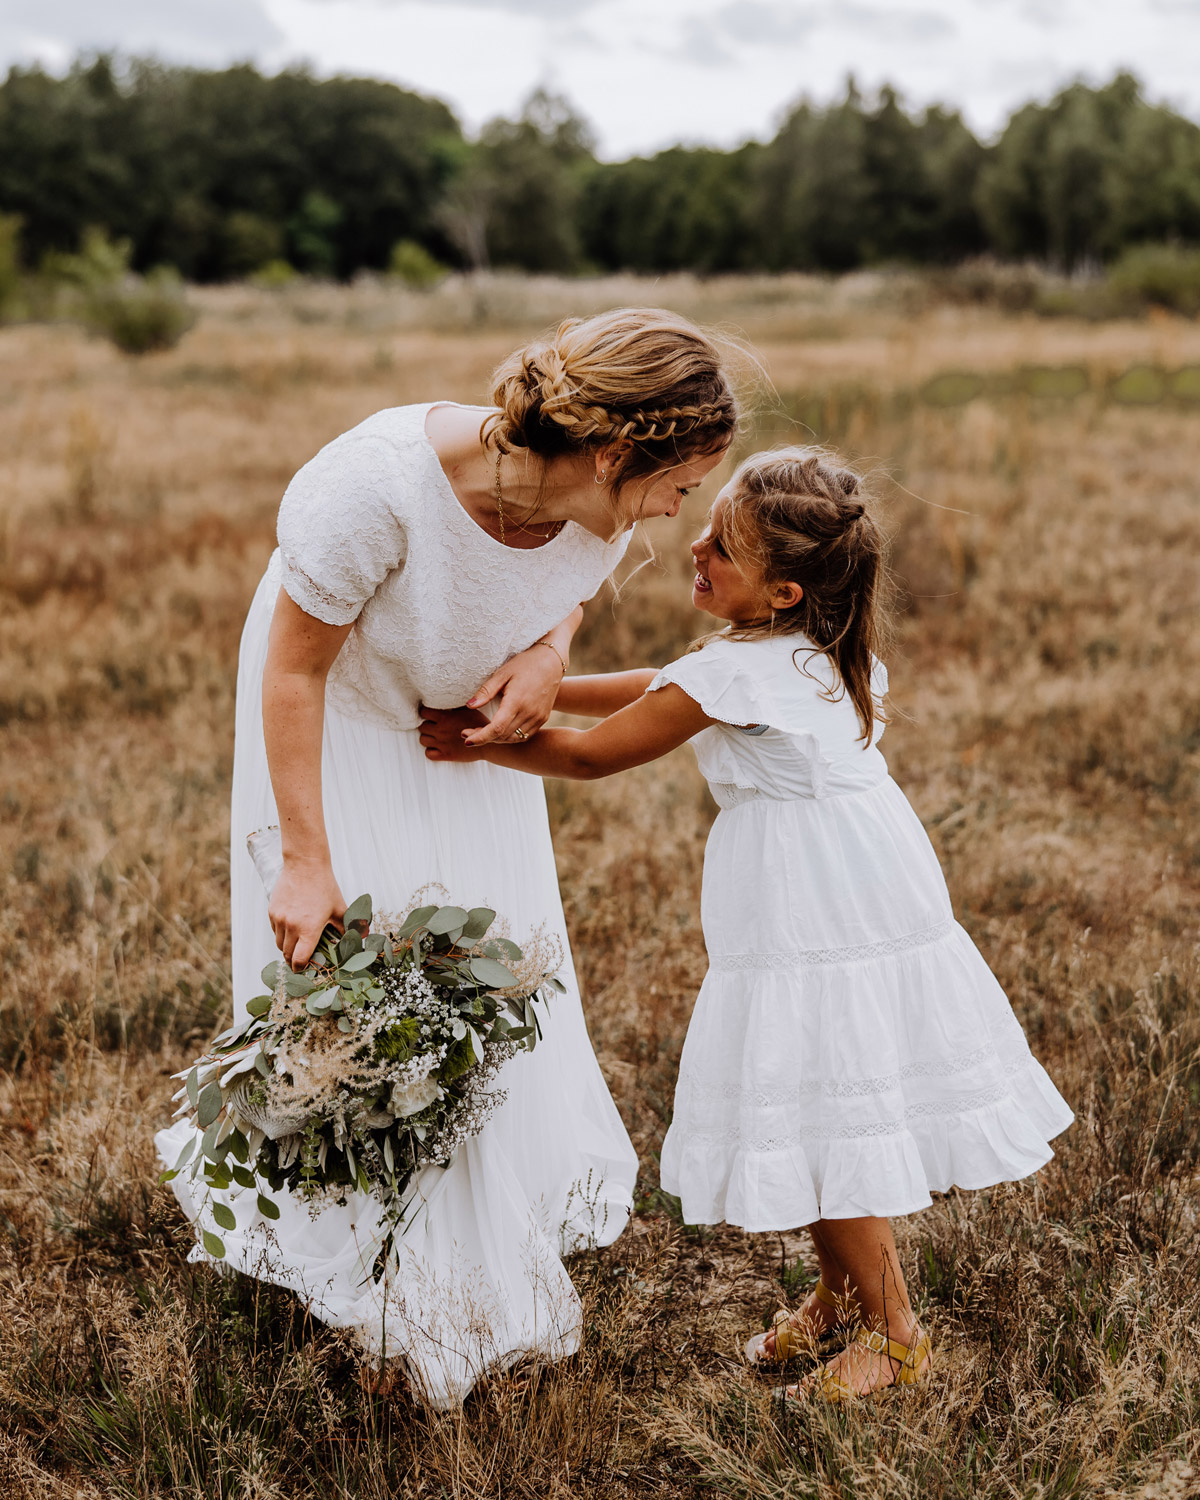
{"left": 594, "top": 470, "right": 607, "bottom": 485}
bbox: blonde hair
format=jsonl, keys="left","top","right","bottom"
{"left": 485, "top": 308, "right": 738, "bottom": 517}
{"left": 716, "top": 446, "right": 889, "bottom": 744}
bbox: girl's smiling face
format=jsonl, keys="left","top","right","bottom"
{"left": 691, "top": 491, "right": 804, "bottom": 626}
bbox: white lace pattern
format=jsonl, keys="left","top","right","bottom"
{"left": 708, "top": 918, "right": 956, "bottom": 970}
{"left": 274, "top": 405, "right": 628, "bottom": 731}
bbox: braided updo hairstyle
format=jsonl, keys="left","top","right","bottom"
{"left": 486, "top": 308, "right": 738, "bottom": 521}
{"left": 719, "top": 447, "right": 889, "bottom": 743}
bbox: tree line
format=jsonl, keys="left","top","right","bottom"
{"left": 1, "top": 57, "right": 1198, "bottom": 281}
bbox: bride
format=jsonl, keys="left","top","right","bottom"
{"left": 156, "top": 307, "right": 736, "bottom": 1406}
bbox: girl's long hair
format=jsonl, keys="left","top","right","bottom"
{"left": 714, "top": 446, "right": 889, "bottom": 743}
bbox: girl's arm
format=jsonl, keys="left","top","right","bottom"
{"left": 461, "top": 605, "right": 584, "bottom": 746}
{"left": 554, "top": 669, "right": 657, "bottom": 718}
{"left": 420, "top": 684, "right": 711, "bottom": 780}
{"left": 262, "top": 589, "right": 352, "bottom": 968}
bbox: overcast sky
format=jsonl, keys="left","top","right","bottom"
{"left": 3, "top": 0, "right": 1199, "bottom": 158}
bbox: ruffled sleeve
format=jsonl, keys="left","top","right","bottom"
{"left": 276, "top": 432, "right": 408, "bottom": 626}
{"left": 648, "top": 641, "right": 766, "bottom": 727}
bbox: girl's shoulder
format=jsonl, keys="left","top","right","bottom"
{"left": 651, "top": 632, "right": 887, "bottom": 739}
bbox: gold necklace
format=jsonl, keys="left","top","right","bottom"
{"left": 493, "top": 452, "right": 565, "bottom": 547}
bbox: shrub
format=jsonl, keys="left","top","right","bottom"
{"left": 81, "top": 268, "right": 196, "bottom": 354}
{"left": 0, "top": 213, "right": 22, "bottom": 318}
{"left": 250, "top": 258, "right": 298, "bottom": 290}
{"left": 388, "top": 238, "right": 447, "bottom": 289}
{"left": 933, "top": 256, "right": 1046, "bottom": 312}
{"left": 1107, "top": 241, "right": 1200, "bottom": 316}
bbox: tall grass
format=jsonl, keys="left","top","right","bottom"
{"left": 1, "top": 279, "right": 1198, "bottom": 1497}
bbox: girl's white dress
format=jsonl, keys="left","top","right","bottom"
{"left": 651, "top": 634, "right": 1073, "bottom": 1230}
{"left": 156, "top": 403, "right": 638, "bottom": 1408}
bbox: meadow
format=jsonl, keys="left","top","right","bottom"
{"left": 1, "top": 273, "right": 1198, "bottom": 1499}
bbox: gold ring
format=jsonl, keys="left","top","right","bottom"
{"left": 513, "top": 727, "right": 528, "bottom": 740}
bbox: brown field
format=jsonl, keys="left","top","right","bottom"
{"left": 1, "top": 276, "right": 1199, "bottom": 1499}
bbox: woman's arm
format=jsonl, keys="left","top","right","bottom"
{"left": 262, "top": 589, "right": 353, "bottom": 968}
{"left": 555, "top": 669, "right": 657, "bottom": 718}
{"left": 461, "top": 605, "right": 584, "bottom": 746}
{"left": 420, "top": 684, "right": 711, "bottom": 780}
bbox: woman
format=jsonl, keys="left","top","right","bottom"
{"left": 156, "top": 307, "right": 737, "bottom": 1407}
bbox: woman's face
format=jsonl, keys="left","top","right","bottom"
{"left": 616, "top": 448, "right": 728, "bottom": 527}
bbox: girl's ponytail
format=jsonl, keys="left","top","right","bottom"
{"left": 718, "top": 448, "right": 888, "bottom": 742}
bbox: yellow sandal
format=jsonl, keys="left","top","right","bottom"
{"left": 777, "top": 1324, "right": 933, "bottom": 1404}
{"left": 744, "top": 1281, "right": 861, "bottom": 1367}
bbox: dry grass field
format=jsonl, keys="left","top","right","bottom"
{"left": 1, "top": 275, "right": 1199, "bottom": 1499}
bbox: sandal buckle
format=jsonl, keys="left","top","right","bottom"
{"left": 857, "top": 1328, "right": 890, "bottom": 1355}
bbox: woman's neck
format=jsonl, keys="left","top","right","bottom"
{"left": 424, "top": 403, "right": 617, "bottom": 542}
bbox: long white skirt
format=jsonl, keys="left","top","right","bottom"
{"left": 156, "top": 572, "right": 637, "bottom": 1409}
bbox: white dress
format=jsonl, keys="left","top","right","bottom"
{"left": 651, "top": 634, "right": 1073, "bottom": 1231}
{"left": 156, "top": 402, "right": 638, "bottom": 1408}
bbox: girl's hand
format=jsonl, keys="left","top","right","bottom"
{"left": 419, "top": 705, "right": 490, "bottom": 761}
{"left": 268, "top": 861, "right": 346, "bottom": 970}
{"left": 463, "top": 642, "right": 564, "bottom": 746}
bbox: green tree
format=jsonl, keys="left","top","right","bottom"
{"left": 977, "top": 73, "right": 1200, "bottom": 267}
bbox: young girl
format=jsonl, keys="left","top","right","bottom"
{"left": 419, "top": 447, "right": 1074, "bottom": 1402}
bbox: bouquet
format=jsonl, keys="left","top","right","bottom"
{"left": 161, "top": 893, "right": 563, "bottom": 1279}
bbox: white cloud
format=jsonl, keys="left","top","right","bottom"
{"left": 0, "top": 0, "right": 284, "bottom": 67}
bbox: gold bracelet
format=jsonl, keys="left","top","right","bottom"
{"left": 532, "top": 639, "right": 568, "bottom": 676}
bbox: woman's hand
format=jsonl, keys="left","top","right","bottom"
{"left": 419, "top": 705, "right": 490, "bottom": 761}
{"left": 463, "top": 641, "right": 565, "bottom": 746}
{"left": 268, "top": 860, "right": 347, "bottom": 970}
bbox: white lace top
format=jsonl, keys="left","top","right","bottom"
{"left": 269, "top": 403, "right": 630, "bottom": 730}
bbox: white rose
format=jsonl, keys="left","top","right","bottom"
{"left": 389, "top": 1074, "right": 441, "bottom": 1118}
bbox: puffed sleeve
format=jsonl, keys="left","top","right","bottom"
{"left": 648, "top": 642, "right": 765, "bottom": 727}
{"left": 276, "top": 431, "right": 408, "bottom": 626}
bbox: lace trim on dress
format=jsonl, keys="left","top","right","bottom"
{"left": 708, "top": 918, "right": 956, "bottom": 971}
{"left": 675, "top": 1043, "right": 1026, "bottom": 1109}
{"left": 678, "top": 1078, "right": 1028, "bottom": 1148}
{"left": 279, "top": 554, "right": 359, "bottom": 626}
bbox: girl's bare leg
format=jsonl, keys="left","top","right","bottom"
{"left": 758, "top": 1223, "right": 851, "bottom": 1359}
{"left": 791, "top": 1216, "right": 922, "bottom": 1395}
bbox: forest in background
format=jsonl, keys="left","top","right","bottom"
{"left": 2, "top": 56, "right": 1200, "bottom": 282}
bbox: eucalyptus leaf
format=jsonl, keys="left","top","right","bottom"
{"left": 343, "top": 893, "right": 373, "bottom": 927}
{"left": 158, "top": 1168, "right": 179, "bottom": 1184}
{"left": 202, "top": 1229, "right": 226, "bottom": 1259}
{"left": 201, "top": 1122, "right": 221, "bottom": 1161}
{"left": 185, "top": 1068, "right": 200, "bottom": 1109}
{"left": 468, "top": 1025, "right": 484, "bottom": 1064}
{"left": 469, "top": 956, "right": 517, "bottom": 989}
{"left": 261, "top": 960, "right": 283, "bottom": 990}
{"left": 229, "top": 1129, "right": 249, "bottom": 1164}
{"left": 341, "top": 950, "right": 376, "bottom": 973}
{"left": 482, "top": 937, "right": 523, "bottom": 962}
{"left": 232, "top": 1164, "right": 256, "bottom": 1189}
{"left": 364, "top": 933, "right": 386, "bottom": 954}
{"left": 397, "top": 905, "right": 438, "bottom": 938}
{"left": 461, "top": 907, "right": 496, "bottom": 941}
{"left": 306, "top": 990, "right": 335, "bottom": 1015}
{"left": 173, "top": 1136, "right": 196, "bottom": 1172}
{"left": 257, "top": 1193, "right": 281, "bottom": 1221}
{"left": 284, "top": 971, "right": 316, "bottom": 997}
{"left": 337, "top": 930, "right": 364, "bottom": 961}
{"left": 425, "top": 906, "right": 468, "bottom": 936}
{"left": 255, "top": 1051, "right": 272, "bottom": 1077}
{"left": 544, "top": 975, "right": 567, "bottom": 994}
{"left": 212, "top": 1202, "right": 237, "bottom": 1232}
{"left": 337, "top": 1016, "right": 354, "bottom": 1033}
{"left": 246, "top": 993, "right": 272, "bottom": 1018}
{"left": 207, "top": 1166, "right": 232, "bottom": 1191}
{"left": 196, "top": 1082, "right": 223, "bottom": 1130}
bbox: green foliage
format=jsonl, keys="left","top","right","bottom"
{"left": 0, "top": 212, "right": 22, "bottom": 316}
{"left": 80, "top": 267, "right": 196, "bottom": 354}
{"left": 388, "top": 237, "right": 446, "bottom": 288}
{"left": 1, "top": 59, "right": 1199, "bottom": 283}
{"left": 1107, "top": 242, "right": 1200, "bottom": 314}
{"left": 250, "top": 257, "right": 297, "bottom": 289}
{"left": 978, "top": 73, "right": 1200, "bottom": 268}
